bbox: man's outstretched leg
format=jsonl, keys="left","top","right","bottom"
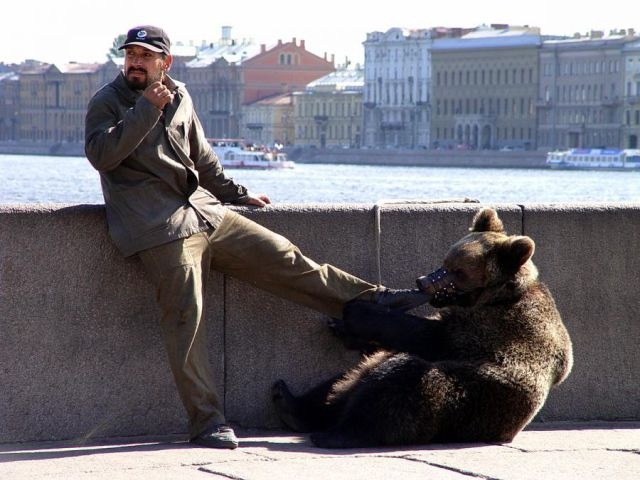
{"left": 206, "top": 210, "right": 429, "bottom": 319}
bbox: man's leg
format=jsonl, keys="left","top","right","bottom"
{"left": 138, "top": 232, "right": 235, "bottom": 447}
{"left": 206, "top": 210, "right": 427, "bottom": 319}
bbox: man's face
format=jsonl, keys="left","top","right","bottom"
{"left": 123, "top": 46, "right": 170, "bottom": 90}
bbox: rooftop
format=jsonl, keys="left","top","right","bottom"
{"left": 306, "top": 68, "right": 364, "bottom": 92}
{"left": 186, "top": 40, "right": 262, "bottom": 68}
{"left": 433, "top": 27, "right": 543, "bottom": 50}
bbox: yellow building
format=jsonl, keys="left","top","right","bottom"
{"left": 293, "top": 67, "right": 363, "bottom": 148}
{"left": 241, "top": 93, "right": 294, "bottom": 147}
{"left": 18, "top": 61, "right": 119, "bottom": 144}
{"left": 431, "top": 26, "right": 541, "bottom": 151}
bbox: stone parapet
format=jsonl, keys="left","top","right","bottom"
{"left": 1, "top": 202, "right": 638, "bottom": 443}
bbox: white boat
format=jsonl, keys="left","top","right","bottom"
{"left": 546, "top": 148, "right": 640, "bottom": 171}
{"left": 208, "top": 138, "right": 295, "bottom": 170}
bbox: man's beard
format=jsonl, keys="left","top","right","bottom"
{"left": 125, "top": 67, "right": 163, "bottom": 91}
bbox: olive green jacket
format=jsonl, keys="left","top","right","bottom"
{"left": 85, "top": 73, "right": 248, "bottom": 256}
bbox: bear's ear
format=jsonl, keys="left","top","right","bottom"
{"left": 470, "top": 208, "right": 505, "bottom": 233}
{"left": 496, "top": 236, "right": 535, "bottom": 274}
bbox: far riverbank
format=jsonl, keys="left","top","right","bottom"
{"left": 285, "top": 146, "right": 548, "bottom": 169}
{"left": 0, "top": 141, "right": 549, "bottom": 169}
{"left": 0, "top": 141, "right": 85, "bottom": 157}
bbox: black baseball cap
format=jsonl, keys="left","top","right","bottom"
{"left": 119, "top": 25, "right": 171, "bottom": 55}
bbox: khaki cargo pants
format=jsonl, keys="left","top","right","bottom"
{"left": 138, "top": 209, "right": 378, "bottom": 438}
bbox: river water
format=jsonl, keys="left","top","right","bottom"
{"left": 1, "top": 154, "right": 638, "bottom": 205}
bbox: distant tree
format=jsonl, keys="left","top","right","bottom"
{"left": 107, "top": 35, "right": 127, "bottom": 60}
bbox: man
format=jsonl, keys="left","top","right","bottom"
{"left": 85, "top": 25, "right": 428, "bottom": 449}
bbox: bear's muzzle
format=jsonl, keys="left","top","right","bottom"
{"left": 416, "top": 267, "right": 458, "bottom": 307}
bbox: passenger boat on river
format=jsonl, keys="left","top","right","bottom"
{"left": 546, "top": 148, "right": 640, "bottom": 170}
{"left": 208, "top": 138, "right": 295, "bottom": 170}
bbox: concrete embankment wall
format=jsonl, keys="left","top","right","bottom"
{"left": 0, "top": 141, "right": 549, "bottom": 168}
{"left": 0, "top": 141, "right": 84, "bottom": 157}
{"left": 286, "top": 147, "right": 549, "bottom": 168}
{"left": 1, "top": 202, "right": 638, "bottom": 443}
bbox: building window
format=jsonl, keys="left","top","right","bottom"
{"left": 279, "top": 53, "right": 294, "bottom": 65}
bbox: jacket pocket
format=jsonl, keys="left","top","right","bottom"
{"left": 110, "top": 181, "right": 179, "bottom": 240}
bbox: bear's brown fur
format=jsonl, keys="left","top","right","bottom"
{"left": 272, "top": 208, "right": 573, "bottom": 448}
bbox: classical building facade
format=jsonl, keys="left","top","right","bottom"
{"left": 175, "top": 27, "right": 259, "bottom": 139}
{"left": 240, "top": 92, "right": 294, "bottom": 146}
{"left": 431, "top": 26, "right": 542, "bottom": 151}
{"left": 3, "top": 25, "right": 640, "bottom": 153}
{"left": 0, "top": 26, "right": 335, "bottom": 148}
{"left": 293, "top": 67, "right": 363, "bottom": 148}
{"left": 362, "top": 28, "right": 433, "bottom": 149}
{"left": 11, "top": 61, "right": 119, "bottom": 144}
{"left": 178, "top": 57, "right": 245, "bottom": 139}
{"left": 0, "top": 70, "right": 18, "bottom": 141}
{"left": 180, "top": 30, "right": 335, "bottom": 140}
{"left": 623, "top": 37, "right": 640, "bottom": 148}
{"left": 241, "top": 38, "right": 336, "bottom": 105}
{"left": 537, "top": 33, "right": 631, "bottom": 150}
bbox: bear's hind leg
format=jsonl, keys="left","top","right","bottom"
{"left": 272, "top": 380, "right": 312, "bottom": 432}
{"left": 311, "top": 354, "right": 440, "bottom": 449}
{"left": 272, "top": 377, "right": 342, "bottom": 432}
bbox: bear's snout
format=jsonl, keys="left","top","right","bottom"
{"left": 417, "top": 267, "right": 458, "bottom": 306}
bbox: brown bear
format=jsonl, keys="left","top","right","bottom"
{"left": 272, "top": 207, "right": 573, "bottom": 449}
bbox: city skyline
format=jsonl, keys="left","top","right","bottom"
{"left": 2, "top": 0, "right": 638, "bottom": 67}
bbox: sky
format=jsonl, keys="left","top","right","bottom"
{"left": 1, "top": 0, "right": 637, "bottom": 67}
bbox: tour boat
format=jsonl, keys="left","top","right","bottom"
{"left": 546, "top": 148, "right": 640, "bottom": 170}
{"left": 208, "top": 138, "right": 295, "bottom": 170}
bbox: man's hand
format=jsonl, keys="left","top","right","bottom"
{"left": 244, "top": 193, "right": 271, "bottom": 207}
{"left": 143, "top": 81, "right": 174, "bottom": 110}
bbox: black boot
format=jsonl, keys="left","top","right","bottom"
{"left": 365, "top": 287, "right": 430, "bottom": 312}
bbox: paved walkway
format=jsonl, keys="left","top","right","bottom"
{"left": 1, "top": 422, "right": 638, "bottom": 479}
